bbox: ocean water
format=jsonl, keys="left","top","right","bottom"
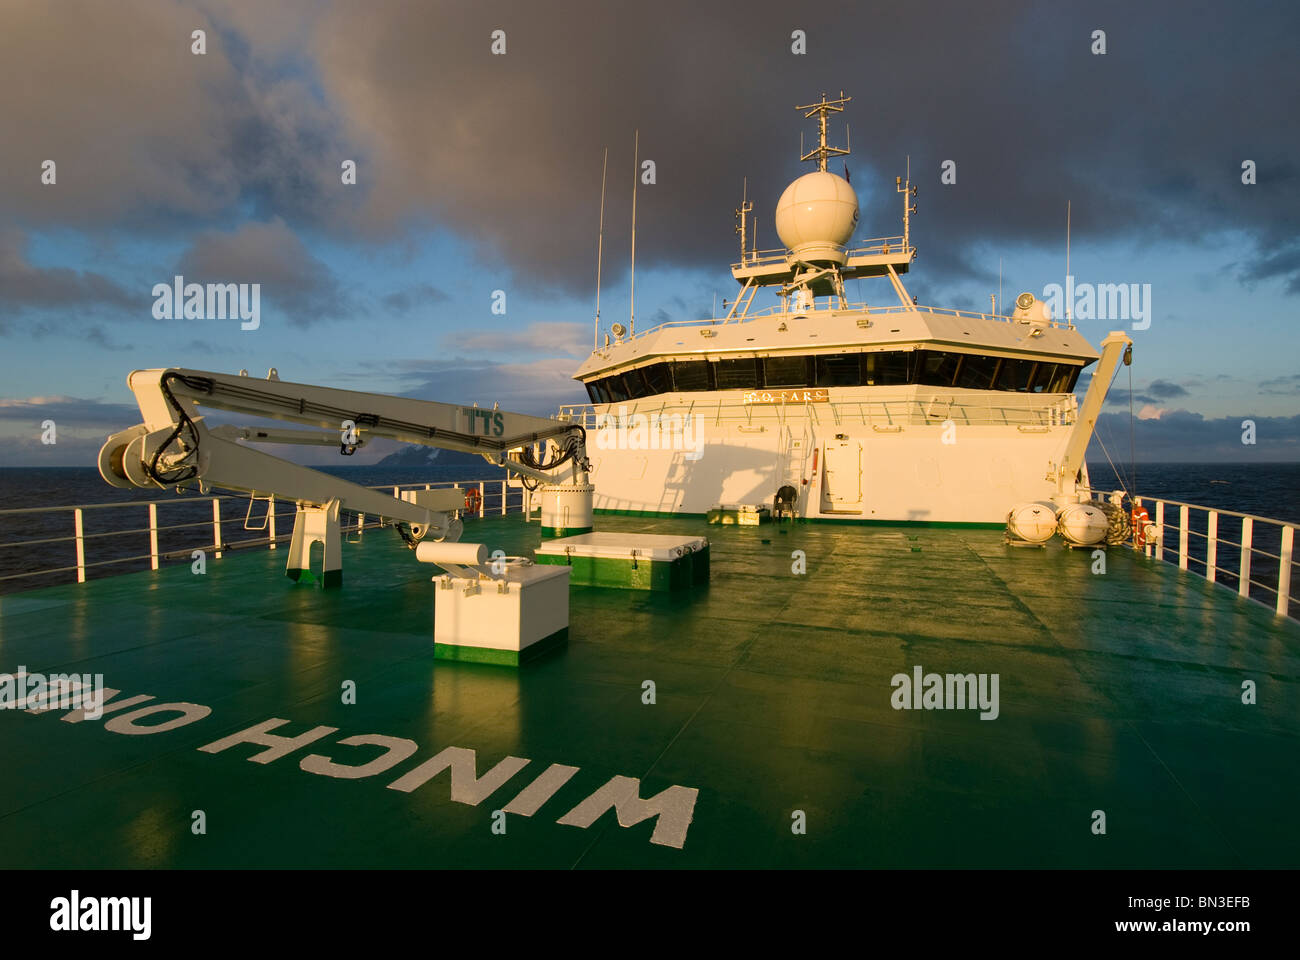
{"left": 0, "top": 462, "right": 1295, "bottom": 601}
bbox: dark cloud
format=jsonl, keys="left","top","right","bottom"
{"left": 4, "top": 0, "right": 1298, "bottom": 300}
{"left": 1259, "top": 373, "right": 1300, "bottom": 395}
{"left": 84, "top": 326, "right": 134, "bottom": 351}
{"left": 1091, "top": 410, "right": 1300, "bottom": 462}
{"left": 1106, "top": 378, "right": 1191, "bottom": 406}
{"left": 1145, "top": 380, "right": 1189, "bottom": 399}
{"left": 0, "top": 0, "right": 353, "bottom": 231}
{"left": 0, "top": 229, "right": 139, "bottom": 313}
{"left": 382, "top": 283, "right": 449, "bottom": 313}
{"left": 386, "top": 357, "right": 588, "bottom": 416}
{"left": 175, "top": 219, "right": 353, "bottom": 324}
{"left": 1239, "top": 240, "right": 1300, "bottom": 295}
{"left": 0, "top": 396, "right": 140, "bottom": 425}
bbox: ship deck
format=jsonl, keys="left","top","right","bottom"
{"left": 1, "top": 513, "right": 1297, "bottom": 869}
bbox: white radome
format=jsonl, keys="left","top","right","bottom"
{"left": 774, "top": 171, "right": 859, "bottom": 263}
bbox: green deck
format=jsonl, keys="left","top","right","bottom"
{"left": 1, "top": 514, "right": 1298, "bottom": 868}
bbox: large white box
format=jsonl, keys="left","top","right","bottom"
{"left": 432, "top": 563, "right": 570, "bottom": 666}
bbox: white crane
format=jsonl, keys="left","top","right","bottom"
{"left": 99, "top": 367, "right": 593, "bottom": 588}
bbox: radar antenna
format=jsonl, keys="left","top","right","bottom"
{"left": 795, "top": 91, "right": 852, "bottom": 171}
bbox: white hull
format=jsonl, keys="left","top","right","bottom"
{"left": 572, "top": 386, "right": 1085, "bottom": 524}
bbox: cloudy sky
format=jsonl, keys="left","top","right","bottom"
{"left": 1, "top": 0, "right": 1297, "bottom": 466}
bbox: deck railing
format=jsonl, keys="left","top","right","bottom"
{"left": 619, "top": 296, "right": 1070, "bottom": 341}
{"left": 559, "top": 392, "right": 1078, "bottom": 430}
{"left": 0, "top": 479, "right": 524, "bottom": 593}
{"left": 1132, "top": 496, "right": 1296, "bottom": 620}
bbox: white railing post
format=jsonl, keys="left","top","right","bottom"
{"left": 357, "top": 512, "right": 365, "bottom": 537}
{"left": 148, "top": 502, "right": 159, "bottom": 570}
{"left": 1206, "top": 511, "right": 1218, "bottom": 584}
{"left": 1178, "top": 504, "right": 1189, "bottom": 570}
{"left": 1278, "top": 526, "right": 1294, "bottom": 617}
{"left": 479, "top": 481, "right": 486, "bottom": 518}
{"left": 268, "top": 495, "right": 277, "bottom": 549}
{"left": 501, "top": 479, "right": 507, "bottom": 515}
{"left": 212, "top": 498, "right": 223, "bottom": 559}
{"left": 1155, "top": 501, "right": 1165, "bottom": 561}
{"left": 73, "top": 508, "right": 86, "bottom": 583}
{"left": 1239, "top": 516, "right": 1253, "bottom": 599}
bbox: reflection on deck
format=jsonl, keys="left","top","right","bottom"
{"left": 1, "top": 514, "right": 1298, "bottom": 868}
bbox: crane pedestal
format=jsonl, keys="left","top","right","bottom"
{"left": 285, "top": 500, "right": 343, "bottom": 589}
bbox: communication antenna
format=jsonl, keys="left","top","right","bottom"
{"left": 1065, "top": 200, "right": 1072, "bottom": 326}
{"left": 735, "top": 178, "right": 753, "bottom": 263}
{"left": 998, "top": 256, "right": 1003, "bottom": 315}
{"left": 630, "top": 129, "right": 639, "bottom": 336}
{"left": 795, "top": 91, "right": 852, "bottom": 170}
{"left": 896, "top": 155, "right": 917, "bottom": 249}
{"left": 594, "top": 148, "right": 608, "bottom": 350}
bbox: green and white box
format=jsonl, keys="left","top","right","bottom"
{"left": 534, "top": 532, "right": 710, "bottom": 591}
{"left": 432, "top": 563, "right": 570, "bottom": 666}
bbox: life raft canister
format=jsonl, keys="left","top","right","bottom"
{"left": 464, "top": 487, "right": 482, "bottom": 513}
{"left": 1131, "top": 505, "right": 1150, "bottom": 545}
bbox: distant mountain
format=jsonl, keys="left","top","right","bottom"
{"left": 375, "top": 444, "right": 506, "bottom": 471}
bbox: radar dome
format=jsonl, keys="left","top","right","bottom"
{"left": 774, "top": 170, "right": 860, "bottom": 263}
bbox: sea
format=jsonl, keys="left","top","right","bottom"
{"left": 1, "top": 462, "right": 1296, "bottom": 602}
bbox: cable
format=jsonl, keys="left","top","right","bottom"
{"left": 144, "top": 372, "right": 213, "bottom": 485}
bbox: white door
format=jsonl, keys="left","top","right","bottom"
{"left": 822, "top": 438, "right": 863, "bottom": 512}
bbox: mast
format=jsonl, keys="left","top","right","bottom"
{"left": 1065, "top": 200, "right": 1072, "bottom": 326}
{"left": 594, "top": 148, "right": 607, "bottom": 350}
{"left": 896, "top": 156, "right": 916, "bottom": 251}
{"left": 735, "top": 178, "right": 753, "bottom": 263}
{"left": 630, "top": 129, "right": 638, "bottom": 336}
{"left": 796, "top": 91, "right": 851, "bottom": 171}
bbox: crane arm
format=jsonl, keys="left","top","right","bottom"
{"left": 99, "top": 367, "right": 591, "bottom": 548}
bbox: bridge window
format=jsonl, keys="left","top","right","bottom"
{"left": 955, "top": 354, "right": 1000, "bottom": 390}
{"left": 604, "top": 373, "right": 630, "bottom": 403}
{"left": 916, "top": 351, "right": 962, "bottom": 387}
{"left": 862, "top": 351, "right": 914, "bottom": 385}
{"left": 642, "top": 363, "right": 673, "bottom": 395}
{"left": 1028, "top": 363, "right": 1059, "bottom": 393}
{"left": 995, "top": 358, "right": 1036, "bottom": 392}
{"left": 714, "top": 357, "right": 759, "bottom": 390}
{"left": 672, "top": 360, "right": 712, "bottom": 392}
{"left": 816, "top": 354, "right": 861, "bottom": 387}
{"left": 764, "top": 355, "right": 811, "bottom": 387}
{"left": 585, "top": 353, "right": 1081, "bottom": 400}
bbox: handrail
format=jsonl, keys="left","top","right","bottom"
{"left": 1130, "top": 496, "right": 1296, "bottom": 621}
{"left": 731, "top": 236, "right": 910, "bottom": 270}
{"left": 0, "top": 477, "right": 521, "bottom": 591}
{"left": 557, "top": 392, "right": 1078, "bottom": 430}
{"left": 607, "top": 298, "right": 1070, "bottom": 346}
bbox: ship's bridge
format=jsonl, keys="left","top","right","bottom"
{"left": 573, "top": 301, "right": 1099, "bottom": 405}
{"left": 578, "top": 91, "right": 1096, "bottom": 406}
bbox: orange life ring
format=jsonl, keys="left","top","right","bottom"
{"left": 464, "top": 487, "right": 482, "bottom": 513}
{"left": 1131, "top": 506, "right": 1150, "bottom": 546}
